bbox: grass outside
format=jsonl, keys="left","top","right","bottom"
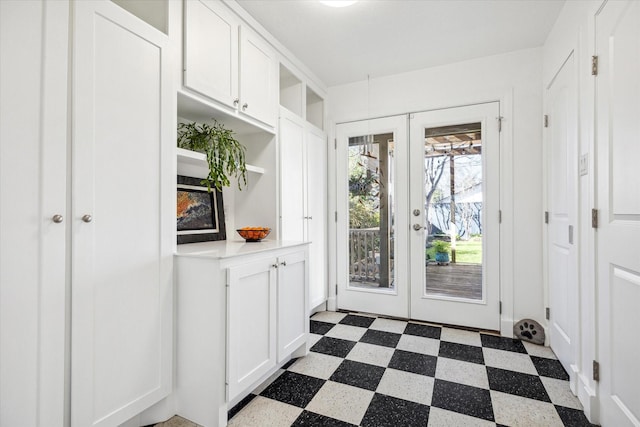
{"left": 426, "top": 236, "right": 482, "bottom": 264}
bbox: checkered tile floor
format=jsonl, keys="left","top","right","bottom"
{"left": 227, "top": 311, "right": 596, "bottom": 427}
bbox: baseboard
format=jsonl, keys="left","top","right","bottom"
{"left": 326, "top": 296, "right": 337, "bottom": 311}
{"left": 578, "top": 372, "right": 599, "bottom": 424}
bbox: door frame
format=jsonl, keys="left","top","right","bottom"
{"left": 330, "top": 94, "right": 515, "bottom": 337}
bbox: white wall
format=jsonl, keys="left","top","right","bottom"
{"left": 327, "top": 48, "right": 544, "bottom": 331}
{"left": 543, "top": 1, "right": 602, "bottom": 422}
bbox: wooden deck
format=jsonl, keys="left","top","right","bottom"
{"left": 426, "top": 262, "right": 482, "bottom": 300}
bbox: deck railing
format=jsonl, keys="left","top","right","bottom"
{"left": 349, "top": 228, "right": 380, "bottom": 283}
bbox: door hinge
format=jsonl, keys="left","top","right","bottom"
{"left": 592, "top": 55, "right": 598, "bottom": 76}
{"left": 335, "top": 284, "right": 338, "bottom": 295}
{"left": 592, "top": 208, "right": 598, "bottom": 229}
{"left": 335, "top": 211, "right": 338, "bottom": 222}
{"left": 497, "top": 116, "right": 504, "bottom": 132}
{"left": 545, "top": 307, "right": 550, "bottom": 320}
{"left": 498, "top": 210, "right": 502, "bottom": 223}
{"left": 568, "top": 225, "right": 574, "bottom": 244}
{"left": 334, "top": 138, "right": 337, "bottom": 149}
{"left": 499, "top": 301, "right": 502, "bottom": 314}
{"left": 593, "top": 360, "right": 600, "bottom": 381}
{"left": 544, "top": 115, "right": 549, "bottom": 128}
{"left": 544, "top": 211, "right": 549, "bottom": 224}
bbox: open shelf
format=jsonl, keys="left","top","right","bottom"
{"left": 177, "top": 147, "right": 265, "bottom": 178}
{"left": 279, "top": 64, "right": 303, "bottom": 116}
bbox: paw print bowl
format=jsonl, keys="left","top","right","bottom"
{"left": 236, "top": 227, "right": 271, "bottom": 242}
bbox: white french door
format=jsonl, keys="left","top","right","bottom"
{"left": 336, "top": 104, "right": 501, "bottom": 330}
{"left": 336, "top": 116, "right": 410, "bottom": 318}
{"left": 409, "top": 103, "right": 501, "bottom": 331}
{"left": 595, "top": 1, "right": 640, "bottom": 425}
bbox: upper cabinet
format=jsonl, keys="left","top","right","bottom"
{"left": 182, "top": 0, "right": 276, "bottom": 128}
{"left": 184, "top": 0, "right": 238, "bottom": 109}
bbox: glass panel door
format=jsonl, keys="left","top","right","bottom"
{"left": 409, "top": 103, "right": 500, "bottom": 331}
{"left": 336, "top": 116, "right": 409, "bottom": 319}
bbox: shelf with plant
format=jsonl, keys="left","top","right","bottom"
{"left": 177, "top": 120, "right": 266, "bottom": 192}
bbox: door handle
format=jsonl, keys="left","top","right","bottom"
{"left": 413, "top": 224, "right": 424, "bottom": 231}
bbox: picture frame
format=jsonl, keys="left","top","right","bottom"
{"left": 177, "top": 175, "right": 226, "bottom": 244}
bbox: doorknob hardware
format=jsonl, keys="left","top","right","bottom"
{"left": 233, "top": 98, "right": 239, "bottom": 106}
{"left": 413, "top": 209, "right": 421, "bottom": 216}
{"left": 52, "top": 214, "right": 63, "bottom": 223}
{"left": 280, "top": 261, "right": 287, "bottom": 267}
{"left": 82, "top": 214, "right": 93, "bottom": 223}
{"left": 413, "top": 224, "right": 424, "bottom": 231}
{"left": 242, "top": 103, "right": 248, "bottom": 110}
{"left": 271, "top": 263, "right": 279, "bottom": 269}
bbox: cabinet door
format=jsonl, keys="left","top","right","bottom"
{"left": 240, "top": 27, "right": 277, "bottom": 126}
{"left": 0, "top": 1, "right": 68, "bottom": 425}
{"left": 227, "top": 258, "right": 277, "bottom": 402}
{"left": 277, "top": 250, "right": 309, "bottom": 362}
{"left": 306, "top": 127, "right": 328, "bottom": 309}
{"left": 184, "top": 0, "right": 238, "bottom": 108}
{"left": 279, "top": 108, "right": 306, "bottom": 241}
{"left": 72, "top": 2, "right": 173, "bottom": 426}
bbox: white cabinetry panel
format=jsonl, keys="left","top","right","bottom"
{"left": 72, "top": 2, "right": 172, "bottom": 426}
{"left": 227, "top": 258, "right": 277, "bottom": 402}
{"left": 277, "top": 251, "right": 309, "bottom": 362}
{"left": 184, "top": 0, "right": 238, "bottom": 108}
{"left": 240, "top": 27, "right": 277, "bottom": 126}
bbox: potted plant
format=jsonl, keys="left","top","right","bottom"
{"left": 432, "top": 240, "right": 451, "bottom": 264}
{"left": 177, "top": 120, "right": 247, "bottom": 192}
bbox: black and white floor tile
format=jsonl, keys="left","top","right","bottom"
{"left": 226, "top": 311, "right": 596, "bottom": 427}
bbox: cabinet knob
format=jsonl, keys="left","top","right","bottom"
{"left": 280, "top": 261, "right": 287, "bottom": 267}
{"left": 271, "top": 263, "right": 279, "bottom": 269}
{"left": 242, "top": 103, "right": 248, "bottom": 110}
{"left": 82, "top": 214, "right": 93, "bottom": 223}
{"left": 233, "top": 98, "right": 239, "bottom": 106}
{"left": 52, "top": 214, "right": 63, "bottom": 223}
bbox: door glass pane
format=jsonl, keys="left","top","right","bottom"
{"left": 423, "top": 123, "right": 483, "bottom": 300}
{"left": 348, "top": 133, "right": 395, "bottom": 291}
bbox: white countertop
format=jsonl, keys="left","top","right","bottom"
{"left": 175, "top": 239, "right": 308, "bottom": 259}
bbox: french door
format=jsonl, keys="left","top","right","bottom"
{"left": 336, "top": 103, "right": 501, "bottom": 330}
{"left": 336, "top": 116, "right": 410, "bottom": 318}
{"left": 409, "top": 103, "right": 501, "bottom": 331}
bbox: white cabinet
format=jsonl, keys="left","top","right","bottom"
{"left": 279, "top": 108, "right": 328, "bottom": 310}
{"left": 71, "top": 2, "right": 173, "bottom": 426}
{"left": 1, "top": 2, "right": 174, "bottom": 426}
{"left": 175, "top": 241, "right": 309, "bottom": 427}
{"left": 277, "top": 251, "right": 309, "bottom": 362}
{"left": 183, "top": 0, "right": 277, "bottom": 127}
{"left": 227, "top": 256, "right": 277, "bottom": 402}
{"left": 184, "top": 0, "right": 238, "bottom": 108}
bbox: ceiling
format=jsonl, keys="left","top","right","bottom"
{"left": 236, "top": 0, "right": 565, "bottom": 87}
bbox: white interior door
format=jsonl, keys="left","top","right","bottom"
{"left": 336, "top": 116, "right": 410, "bottom": 318}
{"left": 409, "top": 103, "right": 501, "bottom": 331}
{"left": 595, "top": 1, "right": 640, "bottom": 425}
{"left": 546, "top": 53, "right": 579, "bottom": 388}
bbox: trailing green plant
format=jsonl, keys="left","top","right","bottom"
{"left": 432, "top": 240, "right": 451, "bottom": 254}
{"left": 177, "top": 120, "right": 247, "bottom": 192}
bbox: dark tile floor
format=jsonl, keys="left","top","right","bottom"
{"left": 226, "top": 311, "right": 597, "bottom": 427}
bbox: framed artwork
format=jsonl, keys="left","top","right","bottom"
{"left": 177, "top": 175, "right": 226, "bottom": 244}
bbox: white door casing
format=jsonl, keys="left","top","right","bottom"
{"left": 409, "top": 103, "right": 501, "bottom": 331}
{"left": 595, "top": 1, "right": 640, "bottom": 426}
{"left": 546, "top": 53, "right": 580, "bottom": 391}
{"left": 336, "top": 116, "right": 410, "bottom": 319}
